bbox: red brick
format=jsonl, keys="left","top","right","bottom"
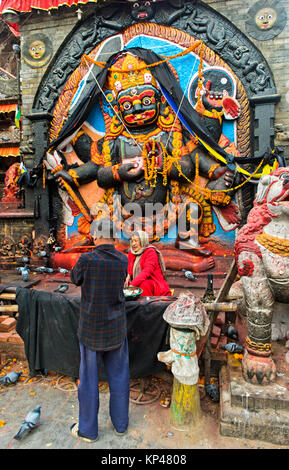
{"left": 211, "top": 336, "right": 219, "bottom": 348}
{"left": 0, "top": 318, "right": 16, "bottom": 332}
{"left": 7, "top": 333, "right": 23, "bottom": 344}
{"left": 212, "top": 325, "right": 221, "bottom": 337}
{"left": 0, "top": 315, "right": 9, "bottom": 323}
{"left": 0, "top": 332, "right": 12, "bottom": 342}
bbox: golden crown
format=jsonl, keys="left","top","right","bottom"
{"left": 106, "top": 53, "right": 158, "bottom": 98}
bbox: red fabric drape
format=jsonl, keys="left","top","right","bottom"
{"left": 0, "top": 0, "right": 99, "bottom": 13}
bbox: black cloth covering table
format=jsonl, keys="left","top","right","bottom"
{"left": 15, "top": 287, "right": 173, "bottom": 380}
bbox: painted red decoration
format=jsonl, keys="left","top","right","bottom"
{"left": 237, "top": 258, "right": 254, "bottom": 277}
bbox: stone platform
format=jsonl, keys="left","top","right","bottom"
{"left": 219, "top": 352, "right": 289, "bottom": 446}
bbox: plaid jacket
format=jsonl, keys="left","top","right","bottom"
{"left": 70, "top": 244, "right": 128, "bottom": 351}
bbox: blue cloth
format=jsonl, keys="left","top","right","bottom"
{"left": 78, "top": 339, "right": 130, "bottom": 440}
{"left": 70, "top": 244, "right": 128, "bottom": 351}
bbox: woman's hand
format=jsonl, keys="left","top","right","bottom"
{"left": 124, "top": 274, "right": 131, "bottom": 287}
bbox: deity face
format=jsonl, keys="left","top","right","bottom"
{"left": 255, "top": 7, "right": 277, "bottom": 30}
{"left": 131, "top": 1, "right": 155, "bottom": 21}
{"left": 117, "top": 85, "right": 160, "bottom": 128}
{"left": 29, "top": 40, "right": 46, "bottom": 60}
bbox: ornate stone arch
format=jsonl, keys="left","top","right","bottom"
{"left": 28, "top": 0, "right": 280, "bottom": 240}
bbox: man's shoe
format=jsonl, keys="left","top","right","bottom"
{"left": 70, "top": 423, "right": 99, "bottom": 442}
{"left": 113, "top": 427, "right": 128, "bottom": 436}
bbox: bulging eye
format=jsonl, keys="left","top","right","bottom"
{"left": 145, "top": 1, "right": 151, "bottom": 6}
{"left": 268, "top": 14, "right": 273, "bottom": 19}
{"left": 259, "top": 15, "right": 265, "bottom": 20}
{"left": 133, "top": 2, "right": 140, "bottom": 7}
{"left": 123, "top": 102, "right": 132, "bottom": 111}
{"left": 142, "top": 97, "right": 152, "bottom": 106}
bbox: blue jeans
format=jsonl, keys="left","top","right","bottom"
{"left": 78, "top": 338, "right": 130, "bottom": 440}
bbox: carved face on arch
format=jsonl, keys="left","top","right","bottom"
{"left": 131, "top": 1, "right": 155, "bottom": 21}
{"left": 255, "top": 7, "right": 277, "bottom": 30}
{"left": 116, "top": 85, "right": 161, "bottom": 127}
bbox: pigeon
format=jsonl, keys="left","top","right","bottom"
{"left": 21, "top": 257, "right": 29, "bottom": 264}
{"left": 13, "top": 405, "right": 41, "bottom": 441}
{"left": 34, "top": 266, "right": 47, "bottom": 273}
{"left": 34, "top": 266, "right": 54, "bottom": 274}
{"left": 16, "top": 266, "right": 30, "bottom": 281}
{"left": 182, "top": 269, "right": 196, "bottom": 281}
{"left": 0, "top": 371, "right": 22, "bottom": 385}
{"left": 54, "top": 246, "right": 62, "bottom": 252}
{"left": 227, "top": 325, "right": 238, "bottom": 340}
{"left": 54, "top": 283, "right": 69, "bottom": 293}
{"left": 21, "top": 268, "right": 30, "bottom": 282}
{"left": 45, "top": 267, "right": 54, "bottom": 273}
{"left": 58, "top": 267, "right": 69, "bottom": 274}
{"left": 16, "top": 266, "right": 28, "bottom": 274}
{"left": 221, "top": 342, "right": 244, "bottom": 353}
{"left": 36, "top": 251, "right": 47, "bottom": 258}
{"left": 205, "top": 383, "right": 219, "bottom": 402}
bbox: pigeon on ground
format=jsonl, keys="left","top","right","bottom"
{"left": 54, "top": 246, "right": 62, "bottom": 252}
{"left": 58, "top": 267, "right": 69, "bottom": 274}
{"left": 16, "top": 266, "right": 30, "bottom": 281}
{"left": 0, "top": 371, "right": 22, "bottom": 385}
{"left": 205, "top": 383, "right": 219, "bottom": 402}
{"left": 54, "top": 283, "right": 69, "bottom": 293}
{"left": 227, "top": 325, "right": 238, "bottom": 340}
{"left": 13, "top": 405, "right": 41, "bottom": 441}
{"left": 45, "top": 267, "right": 54, "bottom": 273}
{"left": 34, "top": 266, "right": 54, "bottom": 274}
{"left": 181, "top": 269, "right": 196, "bottom": 281}
{"left": 221, "top": 342, "right": 244, "bottom": 353}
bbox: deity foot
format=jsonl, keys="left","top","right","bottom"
{"left": 175, "top": 239, "right": 212, "bottom": 257}
{"left": 242, "top": 349, "right": 276, "bottom": 385}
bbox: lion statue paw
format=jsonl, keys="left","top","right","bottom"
{"left": 241, "top": 350, "right": 276, "bottom": 385}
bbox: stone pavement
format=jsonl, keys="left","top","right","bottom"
{"left": 0, "top": 363, "right": 287, "bottom": 451}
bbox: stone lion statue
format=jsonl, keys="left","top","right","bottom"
{"left": 234, "top": 166, "right": 289, "bottom": 385}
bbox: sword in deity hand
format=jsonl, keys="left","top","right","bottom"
{"left": 45, "top": 151, "right": 92, "bottom": 223}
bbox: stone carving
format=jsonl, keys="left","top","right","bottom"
{"left": 23, "top": 33, "right": 53, "bottom": 68}
{"left": 47, "top": 51, "right": 241, "bottom": 261}
{"left": 1, "top": 163, "right": 21, "bottom": 203}
{"left": 15, "top": 234, "right": 32, "bottom": 257}
{"left": 245, "top": 0, "right": 287, "bottom": 41}
{"left": 0, "top": 236, "right": 16, "bottom": 258}
{"left": 235, "top": 167, "right": 289, "bottom": 385}
{"left": 33, "top": 0, "right": 276, "bottom": 116}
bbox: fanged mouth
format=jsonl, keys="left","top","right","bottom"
{"left": 125, "top": 110, "right": 155, "bottom": 123}
{"left": 206, "top": 92, "right": 224, "bottom": 108}
{"left": 137, "top": 12, "right": 148, "bottom": 19}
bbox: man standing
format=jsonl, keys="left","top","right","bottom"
{"left": 70, "top": 219, "right": 129, "bottom": 442}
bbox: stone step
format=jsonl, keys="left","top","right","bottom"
{"left": 219, "top": 359, "right": 289, "bottom": 445}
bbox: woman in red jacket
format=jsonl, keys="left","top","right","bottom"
{"left": 125, "top": 230, "right": 171, "bottom": 297}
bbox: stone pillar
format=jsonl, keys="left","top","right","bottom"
{"left": 250, "top": 93, "right": 281, "bottom": 156}
{"left": 26, "top": 112, "right": 53, "bottom": 240}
